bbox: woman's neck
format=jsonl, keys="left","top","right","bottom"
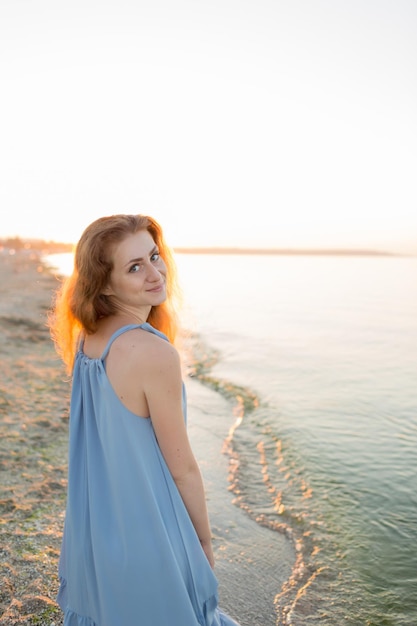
{"left": 108, "top": 302, "right": 152, "bottom": 326}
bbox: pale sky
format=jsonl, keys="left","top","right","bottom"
{"left": 1, "top": 0, "right": 416, "bottom": 253}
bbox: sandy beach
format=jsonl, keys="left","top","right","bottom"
{"left": 0, "top": 251, "right": 69, "bottom": 625}
{"left": 0, "top": 250, "right": 294, "bottom": 626}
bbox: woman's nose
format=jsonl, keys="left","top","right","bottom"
{"left": 146, "top": 263, "right": 161, "bottom": 281}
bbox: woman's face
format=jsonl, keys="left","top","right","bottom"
{"left": 103, "top": 229, "right": 167, "bottom": 312}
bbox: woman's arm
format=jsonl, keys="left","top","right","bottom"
{"left": 143, "top": 337, "right": 214, "bottom": 567}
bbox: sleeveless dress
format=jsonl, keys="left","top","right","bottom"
{"left": 57, "top": 323, "right": 240, "bottom": 626}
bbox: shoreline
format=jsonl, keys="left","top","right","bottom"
{"left": 0, "top": 251, "right": 295, "bottom": 626}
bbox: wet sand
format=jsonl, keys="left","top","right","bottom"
{"left": 0, "top": 251, "right": 294, "bottom": 626}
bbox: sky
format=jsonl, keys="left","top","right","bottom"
{"left": 1, "top": 0, "right": 416, "bottom": 253}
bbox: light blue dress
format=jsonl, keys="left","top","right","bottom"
{"left": 57, "top": 323, "right": 240, "bottom": 626}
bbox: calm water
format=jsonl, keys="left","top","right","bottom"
{"left": 46, "top": 252, "right": 417, "bottom": 625}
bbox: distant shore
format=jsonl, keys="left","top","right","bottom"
{"left": 173, "top": 246, "right": 401, "bottom": 256}
{"left": 0, "top": 238, "right": 407, "bottom": 257}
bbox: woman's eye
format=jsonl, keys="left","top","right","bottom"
{"left": 151, "top": 252, "right": 160, "bottom": 262}
{"left": 129, "top": 263, "right": 141, "bottom": 273}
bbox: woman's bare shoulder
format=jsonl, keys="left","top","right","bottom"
{"left": 112, "top": 326, "right": 180, "bottom": 370}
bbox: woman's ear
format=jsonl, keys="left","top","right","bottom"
{"left": 102, "top": 285, "right": 114, "bottom": 296}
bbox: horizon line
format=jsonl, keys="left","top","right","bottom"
{"left": 172, "top": 246, "right": 407, "bottom": 257}
{"left": 0, "top": 238, "right": 413, "bottom": 257}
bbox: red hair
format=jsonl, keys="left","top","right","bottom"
{"left": 49, "top": 214, "right": 181, "bottom": 373}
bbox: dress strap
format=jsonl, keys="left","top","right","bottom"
{"left": 100, "top": 323, "right": 169, "bottom": 361}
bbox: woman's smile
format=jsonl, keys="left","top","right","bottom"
{"left": 146, "top": 283, "right": 164, "bottom": 293}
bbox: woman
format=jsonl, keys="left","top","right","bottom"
{"left": 49, "top": 214, "right": 240, "bottom": 626}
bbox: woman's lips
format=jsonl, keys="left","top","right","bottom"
{"left": 147, "top": 284, "right": 164, "bottom": 292}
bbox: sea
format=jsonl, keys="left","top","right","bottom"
{"left": 45, "top": 251, "right": 417, "bottom": 626}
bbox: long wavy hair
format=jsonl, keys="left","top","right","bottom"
{"left": 49, "top": 214, "right": 181, "bottom": 373}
